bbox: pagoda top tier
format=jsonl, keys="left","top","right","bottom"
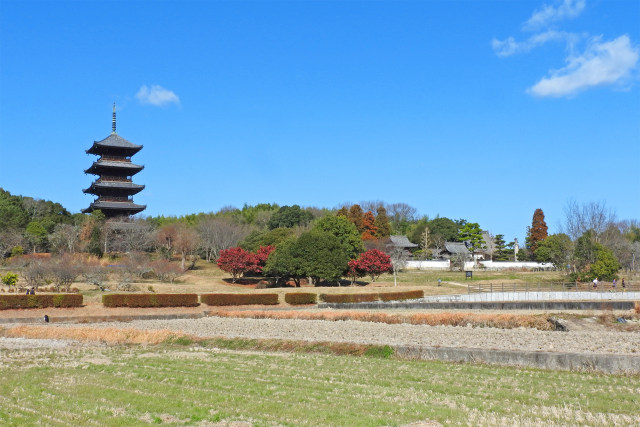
{"left": 86, "top": 133, "right": 143, "bottom": 156}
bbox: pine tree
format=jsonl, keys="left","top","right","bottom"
{"left": 530, "top": 208, "right": 548, "bottom": 253}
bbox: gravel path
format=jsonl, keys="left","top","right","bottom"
{"left": 55, "top": 316, "right": 640, "bottom": 355}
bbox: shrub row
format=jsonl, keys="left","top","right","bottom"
{"left": 0, "top": 294, "right": 83, "bottom": 310}
{"left": 102, "top": 294, "right": 199, "bottom": 308}
{"left": 378, "top": 290, "right": 424, "bottom": 301}
{"left": 320, "top": 290, "right": 424, "bottom": 304}
{"left": 284, "top": 293, "right": 318, "bottom": 305}
{"left": 201, "top": 293, "right": 279, "bottom": 306}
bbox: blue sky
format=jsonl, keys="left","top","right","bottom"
{"left": 1, "top": 0, "right": 638, "bottom": 242}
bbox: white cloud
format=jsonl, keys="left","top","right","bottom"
{"left": 528, "top": 35, "right": 639, "bottom": 97}
{"left": 523, "top": 0, "right": 585, "bottom": 31}
{"left": 136, "top": 85, "right": 180, "bottom": 107}
{"left": 492, "top": 30, "right": 570, "bottom": 57}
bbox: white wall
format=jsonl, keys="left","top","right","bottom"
{"left": 405, "top": 260, "right": 554, "bottom": 270}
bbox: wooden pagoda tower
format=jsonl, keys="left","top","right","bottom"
{"left": 83, "top": 104, "right": 146, "bottom": 218}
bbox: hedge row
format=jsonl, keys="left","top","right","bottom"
{"left": 201, "top": 293, "right": 279, "bottom": 306}
{"left": 102, "top": 294, "right": 199, "bottom": 308}
{"left": 0, "top": 294, "right": 83, "bottom": 310}
{"left": 320, "top": 290, "right": 424, "bottom": 304}
{"left": 319, "top": 293, "right": 379, "bottom": 303}
{"left": 284, "top": 293, "right": 318, "bottom": 305}
{"left": 378, "top": 290, "right": 424, "bottom": 301}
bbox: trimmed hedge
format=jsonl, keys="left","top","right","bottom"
{"left": 102, "top": 293, "right": 199, "bottom": 308}
{"left": 0, "top": 294, "right": 83, "bottom": 310}
{"left": 320, "top": 293, "right": 378, "bottom": 303}
{"left": 378, "top": 290, "right": 424, "bottom": 301}
{"left": 201, "top": 293, "right": 279, "bottom": 306}
{"left": 284, "top": 293, "right": 318, "bottom": 305}
{"left": 320, "top": 290, "right": 424, "bottom": 304}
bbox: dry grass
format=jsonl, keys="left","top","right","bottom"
{"left": 208, "top": 309, "right": 555, "bottom": 330}
{"left": 1, "top": 325, "right": 196, "bottom": 345}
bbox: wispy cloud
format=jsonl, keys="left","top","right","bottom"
{"left": 528, "top": 35, "right": 639, "bottom": 97}
{"left": 492, "top": 30, "right": 574, "bottom": 57}
{"left": 136, "top": 85, "right": 180, "bottom": 107}
{"left": 523, "top": 0, "right": 585, "bottom": 31}
{"left": 492, "top": 0, "right": 639, "bottom": 97}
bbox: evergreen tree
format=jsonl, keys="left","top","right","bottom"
{"left": 529, "top": 208, "right": 548, "bottom": 253}
{"left": 374, "top": 206, "right": 391, "bottom": 238}
{"left": 347, "top": 204, "right": 365, "bottom": 233}
{"left": 457, "top": 222, "right": 485, "bottom": 252}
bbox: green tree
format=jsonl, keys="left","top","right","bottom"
{"left": 312, "top": 215, "right": 363, "bottom": 260}
{"left": 588, "top": 245, "right": 621, "bottom": 281}
{"left": 534, "top": 233, "right": 572, "bottom": 269}
{"left": 0, "top": 188, "right": 29, "bottom": 231}
{"left": 267, "top": 205, "right": 314, "bottom": 229}
{"left": 240, "top": 228, "right": 295, "bottom": 252}
{"left": 493, "top": 234, "right": 511, "bottom": 261}
{"left": 294, "top": 230, "right": 349, "bottom": 285}
{"left": 426, "top": 217, "right": 460, "bottom": 242}
{"left": 25, "top": 221, "right": 48, "bottom": 253}
{"left": 457, "top": 222, "right": 485, "bottom": 252}
{"left": 374, "top": 206, "right": 392, "bottom": 238}
{"left": 263, "top": 239, "right": 305, "bottom": 287}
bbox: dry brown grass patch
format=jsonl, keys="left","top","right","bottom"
{"left": 1, "top": 325, "right": 197, "bottom": 345}
{"left": 207, "top": 310, "right": 554, "bottom": 330}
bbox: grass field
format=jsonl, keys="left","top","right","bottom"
{"left": 0, "top": 342, "right": 638, "bottom": 426}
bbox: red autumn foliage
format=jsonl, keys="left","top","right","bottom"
{"left": 351, "top": 249, "right": 392, "bottom": 282}
{"left": 254, "top": 245, "right": 275, "bottom": 273}
{"left": 216, "top": 247, "right": 258, "bottom": 283}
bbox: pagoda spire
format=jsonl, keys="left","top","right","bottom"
{"left": 112, "top": 103, "right": 117, "bottom": 134}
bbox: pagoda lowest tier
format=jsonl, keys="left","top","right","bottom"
{"left": 83, "top": 106, "right": 146, "bottom": 218}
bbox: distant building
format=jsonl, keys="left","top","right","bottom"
{"left": 83, "top": 104, "right": 146, "bottom": 218}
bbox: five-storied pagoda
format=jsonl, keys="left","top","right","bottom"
{"left": 83, "top": 104, "right": 146, "bottom": 218}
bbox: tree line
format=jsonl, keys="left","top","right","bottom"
{"left": 1, "top": 187, "right": 638, "bottom": 284}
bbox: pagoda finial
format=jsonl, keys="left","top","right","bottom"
{"left": 112, "top": 103, "right": 117, "bottom": 134}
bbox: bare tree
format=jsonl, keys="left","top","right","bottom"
{"left": 0, "top": 229, "right": 24, "bottom": 260}
{"left": 49, "top": 255, "right": 82, "bottom": 292}
{"left": 385, "top": 245, "right": 409, "bottom": 287}
{"left": 197, "top": 218, "right": 247, "bottom": 262}
{"left": 562, "top": 200, "right": 616, "bottom": 242}
{"left": 108, "top": 220, "right": 155, "bottom": 254}
{"left": 359, "top": 200, "right": 385, "bottom": 213}
{"left": 82, "top": 258, "right": 109, "bottom": 291}
{"left": 431, "top": 235, "right": 445, "bottom": 259}
{"left": 155, "top": 223, "right": 178, "bottom": 259}
{"left": 23, "top": 260, "right": 49, "bottom": 291}
{"left": 386, "top": 202, "right": 417, "bottom": 234}
{"left": 174, "top": 224, "right": 199, "bottom": 270}
{"left": 49, "top": 224, "right": 80, "bottom": 254}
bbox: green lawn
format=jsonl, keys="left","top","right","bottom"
{"left": 0, "top": 343, "right": 638, "bottom": 426}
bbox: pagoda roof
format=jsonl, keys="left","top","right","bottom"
{"left": 87, "top": 133, "right": 143, "bottom": 155}
{"left": 83, "top": 201, "right": 146, "bottom": 214}
{"left": 83, "top": 181, "right": 145, "bottom": 194}
{"left": 84, "top": 160, "right": 144, "bottom": 175}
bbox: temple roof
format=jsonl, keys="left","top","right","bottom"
{"left": 87, "top": 133, "right": 143, "bottom": 155}
{"left": 82, "top": 200, "right": 146, "bottom": 214}
{"left": 84, "top": 160, "right": 144, "bottom": 175}
{"left": 387, "top": 235, "right": 419, "bottom": 248}
{"left": 83, "top": 181, "right": 145, "bottom": 194}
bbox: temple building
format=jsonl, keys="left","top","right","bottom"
{"left": 83, "top": 105, "right": 146, "bottom": 218}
